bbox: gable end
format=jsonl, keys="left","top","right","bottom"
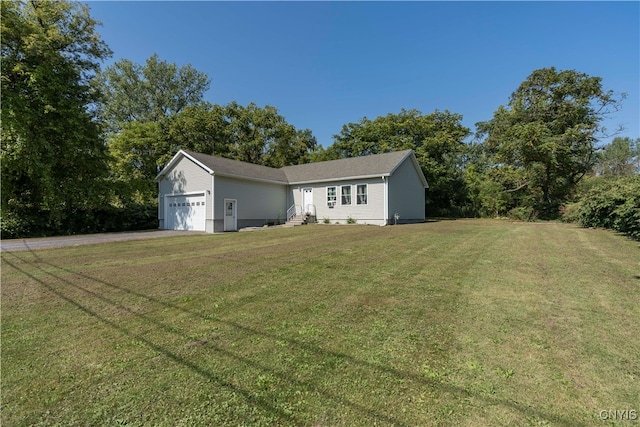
{"left": 155, "top": 150, "right": 213, "bottom": 182}
{"left": 389, "top": 151, "right": 429, "bottom": 188}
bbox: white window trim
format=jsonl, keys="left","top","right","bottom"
{"left": 341, "top": 185, "right": 352, "bottom": 206}
{"left": 327, "top": 186, "right": 337, "bottom": 207}
{"left": 356, "top": 183, "right": 368, "bottom": 205}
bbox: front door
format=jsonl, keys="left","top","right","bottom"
{"left": 302, "top": 188, "right": 313, "bottom": 215}
{"left": 224, "top": 199, "right": 237, "bottom": 231}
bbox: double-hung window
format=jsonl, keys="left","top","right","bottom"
{"left": 327, "top": 186, "right": 337, "bottom": 207}
{"left": 341, "top": 185, "right": 351, "bottom": 205}
{"left": 357, "top": 184, "right": 368, "bottom": 205}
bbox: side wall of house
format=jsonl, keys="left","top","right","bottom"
{"left": 387, "top": 157, "right": 426, "bottom": 223}
{"left": 213, "top": 176, "right": 287, "bottom": 232}
{"left": 289, "top": 178, "right": 386, "bottom": 225}
{"left": 158, "top": 156, "right": 213, "bottom": 231}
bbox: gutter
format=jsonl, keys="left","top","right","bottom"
{"left": 288, "top": 173, "right": 391, "bottom": 186}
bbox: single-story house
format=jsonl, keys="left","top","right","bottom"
{"left": 155, "top": 149, "right": 428, "bottom": 232}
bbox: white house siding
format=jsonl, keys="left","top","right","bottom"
{"left": 290, "top": 178, "right": 386, "bottom": 225}
{"left": 387, "top": 157, "right": 426, "bottom": 223}
{"left": 158, "top": 156, "right": 213, "bottom": 231}
{"left": 213, "top": 175, "right": 287, "bottom": 232}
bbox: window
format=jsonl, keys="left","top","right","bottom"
{"left": 327, "top": 186, "right": 337, "bottom": 207}
{"left": 341, "top": 185, "right": 351, "bottom": 205}
{"left": 357, "top": 184, "right": 368, "bottom": 205}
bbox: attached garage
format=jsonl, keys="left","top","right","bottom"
{"left": 165, "top": 193, "right": 206, "bottom": 231}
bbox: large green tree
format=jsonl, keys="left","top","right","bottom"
{"left": 165, "top": 104, "right": 229, "bottom": 158}
{"left": 108, "top": 121, "right": 165, "bottom": 204}
{"left": 595, "top": 136, "right": 639, "bottom": 177}
{"left": 99, "top": 55, "right": 211, "bottom": 204}
{"left": 475, "top": 67, "right": 623, "bottom": 218}
{"left": 97, "top": 53, "right": 211, "bottom": 132}
{"left": 220, "top": 102, "right": 318, "bottom": 168}
{"left": 1, "top": 0, "right": 112, "bottom": 235}
{"left": 325, "top": 109, "right": 471, "bottom": 216}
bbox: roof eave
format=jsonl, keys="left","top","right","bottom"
{"left": 287, "top": 173, "right": 391, "bottom": 186}
{"left": 212, "top": 171, "right": 288, "bottom": 185}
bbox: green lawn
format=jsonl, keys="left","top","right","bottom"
{"left": 2, "top": 220, "right": 639, "bottom": 426}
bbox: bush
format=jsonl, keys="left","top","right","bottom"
{"left": 1, "top": 203, "right": 158, "bottom": 239}
{"left": 559, "top": 202, "right": 581, "bottom": 223}
{"left": 507, "top": 206, "right": 538, "bottom": 222}
{"left": 562, "top": 176, "right": 640, "bottom": 240}
{"left": 0, "top": 211, "right": 34, "bottom": 239}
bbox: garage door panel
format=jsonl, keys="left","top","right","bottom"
{"left": 166, "top": 193, "right": 206, "bottom": 231}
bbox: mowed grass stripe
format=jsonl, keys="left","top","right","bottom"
{"left": 448, "top": 222, "right": 640, "bottom": 426}
{"left": 2, "top": 220, "right": 638, "bottom": 426}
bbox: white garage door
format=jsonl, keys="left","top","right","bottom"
{"left": 166, "top": 193, "right": 206, "bottom": 231}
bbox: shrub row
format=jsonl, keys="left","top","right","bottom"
{"left": 562, "top": 175, "right": 640, "bottom": 240}
{"left": 1, "top": 203, "right": 158, "bottom": 239}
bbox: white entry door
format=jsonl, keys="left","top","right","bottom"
{"left": 302, "top": 188, "right": 313, "bottom": 215}
{"left": 166, "top": 193, "right": 206, "bottom": 231}
{"left": 224, "top": 199, "right": 237, "bottom": 231}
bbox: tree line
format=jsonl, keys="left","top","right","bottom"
{"left": 2, "top": 1, "right": 638, "bottom": 238}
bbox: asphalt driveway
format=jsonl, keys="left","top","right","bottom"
{"left": 0, "top": 230, "right": 205, "bottom": 252}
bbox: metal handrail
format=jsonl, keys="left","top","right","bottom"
{"left": 286, "top": 204, "right": 299, "bottom": 222}
{"left": 304, "top": 204, "right": 316, "bottom": 217}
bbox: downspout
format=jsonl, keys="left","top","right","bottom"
{"left": 158, "top": 193, "right": 162, "bottom": 230}
{"left": 210, "top": 173, "right": 215, "bottom": 233}
{"left": 382, "top": 175, "right": 389, "bottom": 226}
{"left": 156, "top": 176, "right": 163, "bottom": 230}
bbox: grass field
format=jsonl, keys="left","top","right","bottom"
{"left": 2, "top": 220, "right": 639, "bottom": 426}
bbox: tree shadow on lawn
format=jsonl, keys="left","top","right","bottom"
{"left": 4, "top": 248, "right": 580, "bottom": 426}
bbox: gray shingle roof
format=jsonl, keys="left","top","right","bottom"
{"left": 182, "top": 150, "right": 289, "bottom": 183}
{"left": 168, "top": 149, "right": 425, "bottom": 186}
{"left": 281, "top": 149, "right": 413, "bottom": 184}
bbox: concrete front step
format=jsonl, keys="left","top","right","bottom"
{"left": 286, "top": 215, "right": 306, "bottom": 227}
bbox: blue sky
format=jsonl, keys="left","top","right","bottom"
{"left": 88, "top": 1, "right": 639, "bottom": 148}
